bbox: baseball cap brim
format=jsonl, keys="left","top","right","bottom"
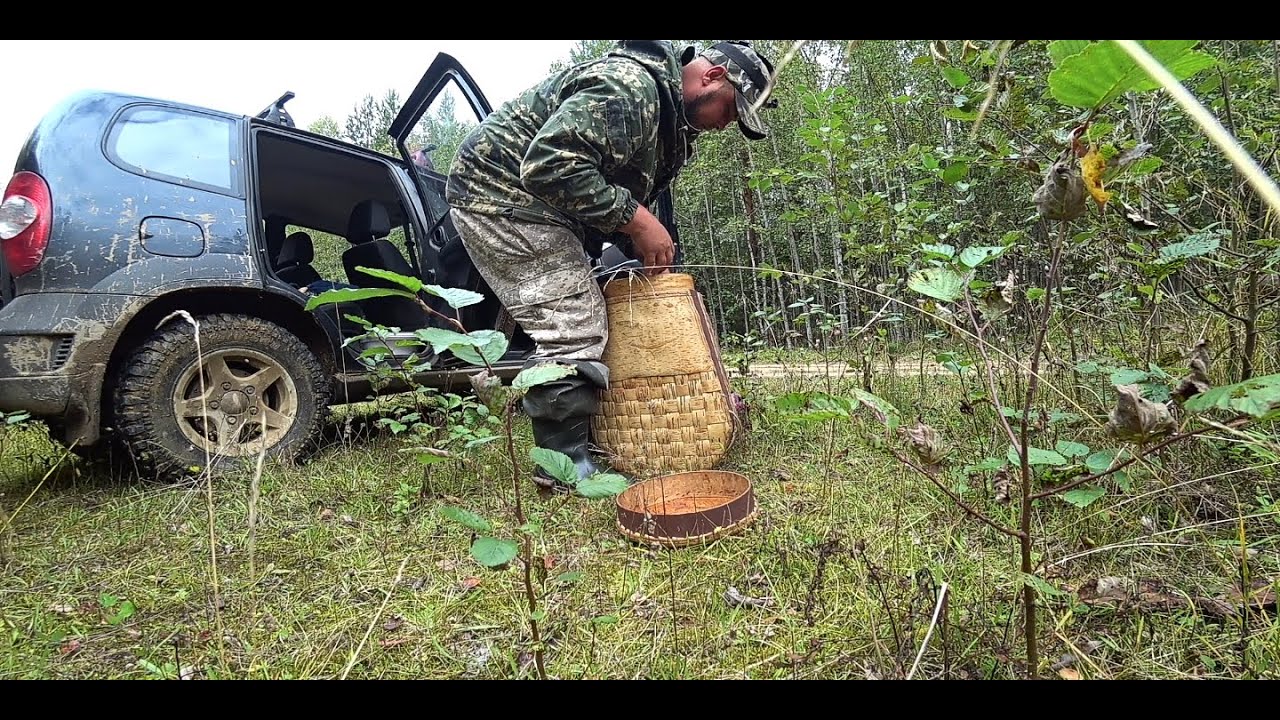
{"left": 734, "top": 89, "right": 769, "bottom": 140}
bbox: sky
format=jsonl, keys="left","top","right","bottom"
{"left": 0, "top": 40, "right": 581, "bottom": 172}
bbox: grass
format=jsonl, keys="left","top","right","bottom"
{"left": 1, "top": 366, "right": 1278, "bottom": 679}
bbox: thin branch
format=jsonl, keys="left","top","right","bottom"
{"left": 1031, "top": 418, "right": 1250, "bottom": 501}
{"left": 1186, "top": 280, "right": 1248, "bottom": 323}
{"left": 892, "top": 451, "right": 1025, "bottom": 540}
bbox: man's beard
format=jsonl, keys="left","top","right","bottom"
{"left": 682, "top": 90, "right": 718, "bottom": 132}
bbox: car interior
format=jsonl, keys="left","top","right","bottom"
{"left": 252, "top": 130, "right": 534, "bottom": 368}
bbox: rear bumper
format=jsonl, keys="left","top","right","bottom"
{"left": 0, "top": 292, "right": 142, "bottom": 445}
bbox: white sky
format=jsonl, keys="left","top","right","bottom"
{"left": 0, "top": 40, "right": 581, "bottom": 172}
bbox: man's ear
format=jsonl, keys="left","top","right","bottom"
{"left": 704, "top": 64, "right": 727, "bottom": 86}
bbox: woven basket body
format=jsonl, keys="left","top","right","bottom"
{"left": 592, "top": 273, "right": 736, "bottom": 477}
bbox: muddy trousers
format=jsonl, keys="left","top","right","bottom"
{"left": 450, "top": 208, "right": 615, "bottom": 488}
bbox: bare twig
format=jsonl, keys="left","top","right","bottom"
{"left": 341, "top": 556, "right": 409, "bottom": 679}
{"left": 907, "top": 581, "right": 950, "bottom": 680}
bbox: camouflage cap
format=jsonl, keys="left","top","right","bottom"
{"left": 699, "top": 41, "right": 776, "bottom": 140}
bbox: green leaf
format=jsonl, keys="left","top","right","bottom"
{"left": 942, "top": 162, "right": 969, "bottom": 184}
{"left": 1049, "top": 40, "right": 1216, "bottom": 109}
{"left": 530, "top": 608, "right": 547, "bottom": 622}
{"left": 414, "top": 327, "right": 477, "bottom": 355}
{"left": 305, "top": 287, "right": 415, "bottom": 311}
{"left": 440, "top": 506, "right": 492, "bottom": 533}
{"left": 1008, "top": 444, "right": 1068, "bottom": 466}
{"left": 959, "top": 245, "right": 1007, "bottom": 268}
{"left": 554, "top": 571, "right": 585, "bottom": 585}
{"left": 592, "top": 614, "right": 619, "bottom": 625}
{"left": 100, "top": 593, "right": 118, "bottom": 608}
{"left": 920, "top": 242, "right": 955, "bottom": 259}
{"left": 942, "top": 107, "right": 978, "bottom": 121}
{"left": 1048, "top": 40, "right": 1091, "bottom": 66}
{"left": 356, "top": 267, "right": 423, "bottom": 292}
{"left": 908, "top": 267, "right": 966, "bottom": 302}
{"left": 449, "top": 330, "right": 509, "bottom": 366}
{"left": 1110, "top": 368, "right": 1149, "bottom": 385}
{"left": 1026, "top": 288, "right": 1045, "bottom": 302}
{"left": 1075, "top": 360, "right": 1100, "bottom": 374}
{"left": 942, "top": 66, "right": 971, "bottom": 89}
{"left": 1185, "top": 374, "right": 1280, "bottom": 418}
{"left": 1022, "top": 572, "right": 1067, "bottom": 597}
{"left": 1085, "top": 449, "right": 1124, "bottom": 474}
{"left": 1061, "top": 487, "right": 1107, "bottom": 508}
{"left": 531, "top": 448, "right": 579, "bottom": 486}
{"left": 850, "top": 388, "right": 900, "bottom": 431}
{"left": 1159, "top": 233, "right": 1221, "bottom": 261}
{"left": 1055, "top": 440, "right": 1091, "bottom": 459}
{"left": 576, "top": 473, "right": 630, "bottom": 499}
{"left": 471, "top": 537, "right": 518, "bottom": 568}
{"left": 423, "top": 284, "right": 485, "bottom": 309}
{"left": 512, "top": 362, "right": 577, "bottom": 390}
{"left": 108, "top": 601, "right": 136, "bottom": 625}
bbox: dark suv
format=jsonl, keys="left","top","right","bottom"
{"left": 0, "top": 53, "right": 644, "bottom": 477}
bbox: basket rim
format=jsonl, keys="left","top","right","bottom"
{"left": 616, "top": 508, "right": 758, "bottom": 548}
{"left": 614, "top": 470, "right": 752, "bottom": 517}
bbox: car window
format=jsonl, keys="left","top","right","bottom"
{"left": 107, "top": 105, "right": 242, "bottom": 196}
{"left": 404, "top": 79, "right": 481, "bottom": 179}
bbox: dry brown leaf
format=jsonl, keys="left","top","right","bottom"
{"left": 992, "top": 468, "right": 1012, "bottom": 505}
{"left": 725, "top": 586, "right": 774, "bottom": 609}
{"left": 1032, "top": 161, "right": 1087, "bottom": 221}
{"left": 978, "top": 271, "right": 1016, "bottom": 320}
{"left": 900, "top": 421, "right": 947, "bottom": 468}
{"left": 1058, "top": 668, "right": 1082, "bottom": 680}
{"left": 1173, "top": 339, "right": 1212, "bottom": 403}
{"left": 1105, "top": 384, "right": 1176, "bottom": 444}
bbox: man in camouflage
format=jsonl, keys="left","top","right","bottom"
{"left": 446, "top": 40, "right": 777, "bottom": 491}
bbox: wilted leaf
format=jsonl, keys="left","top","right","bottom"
{"left": 901, "top": 422, "right": 947, "bottom": 468}
{"left": 724, "top": 586, "right": 774, "bottom": 609}
{"left": 909, "top": 267, "right": 967, "bottom": 303}
{"left": 1173, "top": 339, "right": 1212, "bottom": 403}
{"left": 1032, "top": 162, "right": 1087, "bottom": 221}
{"left": 1120, "top": 201, "right": 1160, "bottom": 230}
{"left": 468, "top": 370, "right": 505, "bottom": 410}
{"left": 1081, "top": 144, "right": 1112, "bottom": 206}
{"left": 977, "top": 271, "right": 1015, "bottom": 320}
{"left": 1106, "top": 384, "right": 1176, "bottom": 444}
{"left": 992, "top": 469, "right": 1012, "bottom": 504}
{"left": 1058, "top": 668, "right": 1082, "bottom": 680}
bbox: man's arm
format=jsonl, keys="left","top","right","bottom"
{"left": 518, "top": 64, "right": 656, "bottom": 235}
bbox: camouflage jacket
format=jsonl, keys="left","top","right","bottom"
{"left": 445, "top": 41, "right": 696, "bottom": 246}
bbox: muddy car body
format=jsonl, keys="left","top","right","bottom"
{"left": 0, "top": 53, "right": 647, "bottom": 476}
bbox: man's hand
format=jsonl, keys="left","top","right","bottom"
{"left": 619, "top": 203, "right": 673, "bottom": 276}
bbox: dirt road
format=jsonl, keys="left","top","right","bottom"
{"left": 728, "top": 362, "right": 952, "bottom": 378}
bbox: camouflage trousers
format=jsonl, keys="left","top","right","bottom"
{"left": 451, "top": 208, "right": 609, "bottom": 365}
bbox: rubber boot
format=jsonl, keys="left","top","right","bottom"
{"left": 523, "top": 376, "right": 608, "bottom": 493}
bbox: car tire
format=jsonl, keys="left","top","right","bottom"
{"left": 113, "top": 313, "right": 331, "bottom": 479}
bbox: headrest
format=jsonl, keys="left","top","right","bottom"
{"left": 347, "top": 199, "right": 392, "bottom": 244}
{"left": 277, "top": 230, "right": 314, "bottom": 266}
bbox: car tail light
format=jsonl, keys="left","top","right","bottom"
{"left": 1, "top": 171, "right": 53, "bottom": 276}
